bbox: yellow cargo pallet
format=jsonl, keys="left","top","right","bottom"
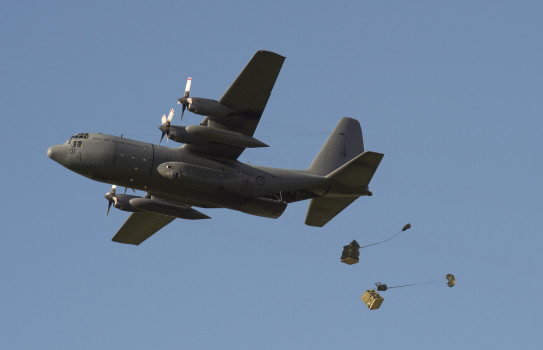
{"left": 341, "top": 257, "right": 359, "bottom": 265}
{"left": 362, "top": 290, "right": 384, "bottom": 310}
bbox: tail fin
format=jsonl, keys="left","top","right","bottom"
{"left": 307, "top": 117, "right": 364, "bottom": 176}
{"left": 305, "top": 196, "right": 359, "bottom": 227}
{"left": 325, "top": 151, "right": 384, "bottom": 195}
{"left": 305, "top": 118, "right": 383, "bottom": 227}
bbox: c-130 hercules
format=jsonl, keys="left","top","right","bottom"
{"left": 47, "top": 50, "right": 384, "bottom": 245}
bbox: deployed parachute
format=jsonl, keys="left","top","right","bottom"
{"left": 446, "top": 274, "right": 455, "bottom": 287}
{"left": 341, "top": 223, "right": 412, "bottom": 265}
{"left": 374, "top": 274, "right": 456, "bottom": 291}
{"left": 375, "top": 282, "right": 388, "bottom": 291}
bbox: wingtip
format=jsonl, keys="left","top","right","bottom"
{"left": 256, "top": 49, "right": 286, "bottom": 59}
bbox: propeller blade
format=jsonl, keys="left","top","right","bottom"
{"left": 181, "top": 104, "right": 186, "bottom": 122}
{"left": 184, "top": 77, "right": 191, "bottom": 97}
{"left": 160, "top": 110, "right": 174, "bottom": 144}
{"left": 167, "top": 108, "right": 174, "bottom": 123}
{"left": 177, "top": 77, "right": 192, "bottom": 122}
{"left": 105, "top": 185, "right": 117, "bottom": 217}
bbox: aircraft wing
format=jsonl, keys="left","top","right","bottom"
{"left": 183, "top": 50, "right": 285, "bottom": 159}
{"left": 111, "top": 212, "right": 175, "bottom": 245}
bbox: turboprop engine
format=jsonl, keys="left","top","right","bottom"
{"left": 177, "top": 77, "right": 237, "bottom": 119}
{"left": 159, "top": 124, "right": 208, "bottom": 145}
{"left": 104, "top": 185, "right": 140, "bottom": 214}
{"left": 182, "top": 97, "right": 237, "bottom": 118}
{"left": 159, "top": 77, "right": 268, "bottom": 147}
{"left": 104, "top": 184, "right": 209, "bottom": 219}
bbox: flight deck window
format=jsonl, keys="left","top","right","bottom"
{"left": 66, "top": 133, "right": 89, "bottom": 143}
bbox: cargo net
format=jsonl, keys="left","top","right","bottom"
{"left": 340, "top": 240, "right": 361, "bottom": 265}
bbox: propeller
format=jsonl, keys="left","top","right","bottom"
{"left": 159, "top": 108, "right": 175, "bottom": 144}
{"left": 105, "top": 185, "right": 118, "bottom": 216}
{"left": 177, "top": 77, "right": 192, "bottom": 123}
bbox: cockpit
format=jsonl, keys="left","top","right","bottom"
{"left": 65, "top": 133, "right": 89, "bottom": 146}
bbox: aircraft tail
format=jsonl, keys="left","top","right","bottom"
{"left": 307, "top": 117, "right": 364, "bottom": 176}
{"left": 305, "top": 118, "right": 383, "bottom": 227}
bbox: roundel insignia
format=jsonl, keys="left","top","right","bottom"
{"left": 256, "top": 176, "right": 265, "bottom": 185}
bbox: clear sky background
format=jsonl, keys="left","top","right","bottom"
{"left": 1, "top": 1, "right": 542, "bottom": 349}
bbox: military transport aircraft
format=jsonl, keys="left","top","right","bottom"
{"left": 47, "top": 50, "right": 384, "bottom": 245}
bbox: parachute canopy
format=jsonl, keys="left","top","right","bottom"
{"left": 373, "top": 273, "right": 456, "bottom": 291}
{"left": 446, "top": 274, "right": 455, "bottom": 288}
{"left": 375, "top": 282, "right": 388, "bottom": 291}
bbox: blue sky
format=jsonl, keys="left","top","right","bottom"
{"left": 1, "top": 1, "right": 542, "bottom": 349}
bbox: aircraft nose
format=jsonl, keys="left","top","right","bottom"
{"left": 47, "top": 146, "right": 54, "bottom": 159}
{"left": 47, "top": 145, "right": 66, "bottom": 165}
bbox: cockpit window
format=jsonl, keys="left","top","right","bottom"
{"left": 65, "top": 133, "right": 89, "bottom": 144}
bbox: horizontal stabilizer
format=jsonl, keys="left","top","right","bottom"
{"left": 305, "top": 151, "right": 384, "bottom": 226}
{"left": 305, "top": 196, "right": 358, "bottom": 227}
{"left": 326, "top": 151, "right": 384, "bottom": 191}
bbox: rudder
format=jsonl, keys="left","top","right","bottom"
{"left": 307, "top": 117, "right": 364, "bottom": 176}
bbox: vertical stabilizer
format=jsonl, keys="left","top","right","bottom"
{"left": 307, "top": 117, "right": 364, "bottom": 176}
{"left": 305, "top": 117, "right": 382, "bottom": 227}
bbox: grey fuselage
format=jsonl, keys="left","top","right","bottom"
{"left": 47, "top": 133, "right": 330, "bottom": 218}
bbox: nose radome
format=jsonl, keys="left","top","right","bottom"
{"left": 47, "top": 145, "right": 65, "bottom": 165}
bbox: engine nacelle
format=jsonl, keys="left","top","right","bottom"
{"left": 185, "top": 125, "right": 268, "bottom": 148}
{"left": 186, "top": 97, "right": 237, "bottom": 118}
{"left": 166, "top": 125, "right": 268, "bottom": 148}
{"left": 112, "top": 194, "right": 141, "bottom": 212}
{"left": 166, "top": 125, "right": 208, "bottom": 145}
